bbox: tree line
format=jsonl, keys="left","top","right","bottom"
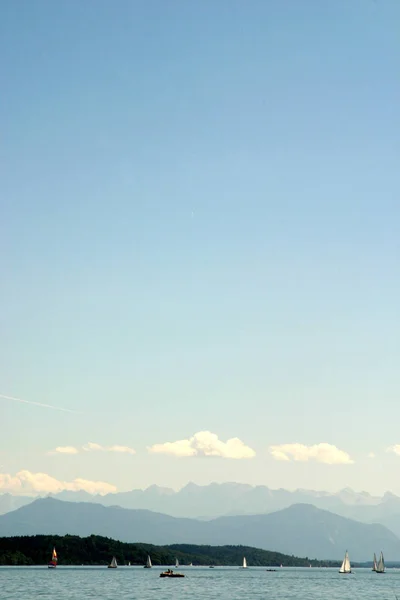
{"left": 0, "top": 534, "right": 340, "bottom": 567}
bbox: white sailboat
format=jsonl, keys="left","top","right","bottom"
{"left": 175, "top": 558, "right": 179, "bottom": 568}
{"left": 339, "top": 550, "right": 351, "bottom": 574}
{"left": 108, "top": 556, "right": 118, "bottom": 569}
{"left": 242, "top": 557, "right": 247, "bottom": 569}
{"left": 144, "top": 555, "right": 152, "bottom": 569}
{"left": 372, "top": 553, "right": 377, "bottom": 571}
{"left": 376, "top": 551, "right": 385, "bottom": 573}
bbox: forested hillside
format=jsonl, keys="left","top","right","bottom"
{"left": 0, "top": 535, "right": 336, "bottom": 567}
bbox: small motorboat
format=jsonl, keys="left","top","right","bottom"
{"left": 160, "top": 569, "right": 185, "bottom": 578}
{"left": 266, "top": 568, "right": 277, "bottom": 572}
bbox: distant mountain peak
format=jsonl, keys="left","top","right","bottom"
{"left": 1, "top": 498, "right": 399, "bottom": 561}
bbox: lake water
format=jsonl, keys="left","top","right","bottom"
{"left": 1, "top": 566, "right": 399, "bottom": 599}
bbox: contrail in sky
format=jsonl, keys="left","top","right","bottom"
{"left": 0, "top": 393, "right": 79, "bottom": 414}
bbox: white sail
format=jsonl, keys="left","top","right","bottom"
{"left": 146, "top": 555, "right": 152, "bottom": 568}
{"left": 372, "top": 553, "right": 377, "bottom": 571}
{"left": 376, "top": 551, "right": 385, "bottom": 573}
{"left": 110, "top": 556, "right": 117, "bottom": 568}
{"left": 243, "top": 557, "right": 247, "bottom": 568}
{"left": 175, "top": 558, "right": 179, "bottom": 568}
{"left": 339, "top": 551, "right": 351, "bottom": 573}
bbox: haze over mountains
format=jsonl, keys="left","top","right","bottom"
{"left": 3, "top": 482, "right": 400, "bottom": 531}
{"left": 0, "top": 498, "right": 399, "bottom": 561}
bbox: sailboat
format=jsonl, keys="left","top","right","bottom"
{"left": 339, "top": 550, "right": 351, "bottom": 574}
{"left": 175, "top": 558, "right": 179, "bottom": 569}
{"left": 372, "top": 553, "right": 377, "bottom": 571}
{"left": 241, "top": 557, "right": 247, "bottom": 569}
{"left": 128, "top": 562, "right": 131, "bottom": 567}
{"left": 144, "top": 555, "right": 152, "bottom": 569}
{"left": 48, "top": 547, "right": 57, "bottom": 569}
{"left": 108, "top": 556, "right": 118, "bottom": 569}
{"left": 376, "top": 551, "right": 385, "bottom": 573}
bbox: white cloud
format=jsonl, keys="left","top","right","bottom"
{"left": 386, "top": 445, "right": 400, "bottom": 456}
{"left": 367, "top": 452, "right": 376, "bottom": 459}
{"left": 83, "top": 442, "right": 136, "bottom": 455}
{"left": 107, "top": 445, "right": 136, "bottom": 455}
{"left": 49, "top": 442, "right": 136, "bottom": 455}
{"left": 148, "top": 430, "right": 256, "bottom": 459}
{"left": 0, "top": 470, "right": 116, "bottom": 496}
{"left": 83, "top": 442, "right": 103, "bottom": 452}
{"left": 269, "top": 443, "right": 354, "bottom": 465}
{"left": 52, "top": 446, "right": 79, "bottom": 455}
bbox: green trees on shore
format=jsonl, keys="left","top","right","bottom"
{"left": 0, "top": 534, "right": 336, "bottom": 567}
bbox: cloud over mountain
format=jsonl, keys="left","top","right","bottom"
{"left": 0, "top": 470, "right": 116, "bottom": 495}
{"left": 148, "top": 430, "right": 256, "bottom": 459}
{"left": 269, "top": 443, "right": 353, "bottom": 464}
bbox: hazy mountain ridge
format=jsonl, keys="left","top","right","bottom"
{"left": 0, "top": 498, "right": 399, "bottom": 561}
{"left": 4, "top": 483, "right": 400, "bottom": 537}
{"left": 0, "top": 493, "right": 33, "bottom": 515}
{"left": 48, "top": 482, "right": 388, "bottom": 518}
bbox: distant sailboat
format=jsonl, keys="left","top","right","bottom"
{"left": 175, "top": 558, "right": 179, "bottom": 568}
{"left": 376, "top": 551, "right": 385, "bottom": 574}
{"left": 144, "top": 555, "right": 152, "bottom": 569}
{"left": 242, "top": 557, "right": 247, "bottom": 569}
{"left": 372, "top": 553, "right": 377, "bottom": 572}
{"left": 48, "top": 547, "right": 57, "bottom": 569}
{"left": 339, "top": 550, "right": 351, "bottom": 574}
{"left": 108, "top": 556, "right": 118, "bottom": 569}
{"left": 189, "top": 562, "right": 193, "bottom": 567}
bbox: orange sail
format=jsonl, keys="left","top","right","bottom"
{"left": 48, "top": 547, "right": 57, "bottom": 568}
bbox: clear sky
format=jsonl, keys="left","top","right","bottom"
{"left": 1, "top": 0, "right": 399, "bottom": 498}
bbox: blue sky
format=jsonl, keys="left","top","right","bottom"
{"left": 1, "top": 0, "right": 399, "bottom": 496}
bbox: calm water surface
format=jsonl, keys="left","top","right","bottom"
{"left": 1, "top": 566, "right": 399, "bottom": 600}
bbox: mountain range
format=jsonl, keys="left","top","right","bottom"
{"left": 4, "top": 483, "right": 400, "bottom": 535}
{"left": 0, "top": 497, "right": 399, "bottom": 561}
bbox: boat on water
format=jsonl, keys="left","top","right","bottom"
{"left": 209, "top": 565, "right": 215, "bottom": 568}
{"left": 48, "top": 547, "right": 57, "bottom": 569}
{"left": 108, "top": 556, "right": 118, "bottom": 569}
{"left": 189, "top": 562, "right": 193, "bottom": 567}
{"left": 376, "top": 551, "right": 385, "bottom": 573}
{"left": 241, "top": 557, "right": 247, "bottom": 569}
{"left": 372, "top": 553, "right": 377, "bottom": 572}
{"left": 160, "top": 569, "right": 184, "bottom": 578}
{"left": 175, "top": 558, "right": 179, "bottom": 569}
{"left": 128, "top": 562, "right": 131, "bottom": 567}
{"left": 144, "top": 555, "right": 152, "bottom": 569}
{"left": 339, "top": 550, "right": 351, "bottom": 574}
